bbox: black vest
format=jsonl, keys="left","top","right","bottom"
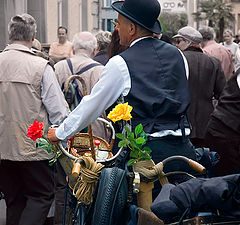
{"left": 210, "top": 70, "right": 240, "bottom": 136}
{"left": 120, "top": 38, "right": 190, "bottom": 133}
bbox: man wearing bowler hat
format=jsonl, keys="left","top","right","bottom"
{"left": 48, "top": 0, "right": 196, "bottom": 199}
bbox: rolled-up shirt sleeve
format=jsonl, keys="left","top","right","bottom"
{"left": 55, "top": 55, "right": 130, "bottom": 140}
{"left": 41, "top": 64, "right": 69, "bottom": 125}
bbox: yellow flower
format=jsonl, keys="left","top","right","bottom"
{"left": 107, "top": 102, "right": 133, "bottom": 123}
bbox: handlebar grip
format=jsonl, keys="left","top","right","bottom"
{"left": 188, "top": 159, "right": 206, "bottom": 174}
{"left": 72, "top": 159, "right": 81, "bottom": 178}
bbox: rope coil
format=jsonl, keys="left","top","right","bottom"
{"left": 132, "top": 160, "right": 168, "bottom": 185}
{"left": 73, "top": 156, "right": 104, "bottom": 205}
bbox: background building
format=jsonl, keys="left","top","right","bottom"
{"left": 229, "top": 0, "right": 240, "bottom": 34}
{"left": 101, "top": 0, "right": 117, "bottom": 31}
{"left": 0, "top": 0, "right": 240, "bottom": 50}
{"left": 0, "top": 0, "right": 103, "bottom": 50}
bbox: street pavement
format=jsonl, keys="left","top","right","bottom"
{"left": 0, "top": 200, "right": 6, "bottom": 225}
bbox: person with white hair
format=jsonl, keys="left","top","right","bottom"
{"left": 54, "top": 32, "right": 108, "bottom": 225}
{"left": 0, "top": 13, "right": 68, "bottom": 225}
{"left": 93, "top": 30, "right": 112, "bottom": 65}
{"left": 55, "top": 32, "right": 102, "bottom": 90}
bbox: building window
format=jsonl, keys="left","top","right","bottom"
{"left": 102, "top": 19, "right": 105, "bottom": 30}
{"left": 79, "top": 0, "right": 82, "bottom": 31}
{"left": 107, "top": 19, "right": 114, "bottom": 31}
{"left": 58, "top": 0, "right": 62, "bottom": 26}
{"left": 102, "top": 19, "right": 115, "bottom": 31}
{"left": 103, "top": 0, "right": 112, "bottom": 7}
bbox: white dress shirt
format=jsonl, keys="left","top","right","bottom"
{"left": 56, "top": 37, "right": 190, "bottom": 140}
{"left": 237, "top": 73, "right": 240, "bottom": 88}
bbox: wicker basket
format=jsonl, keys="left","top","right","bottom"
{"left": 68, "top": 133, "right": 113, "bottom": 159}
{"left": 64, "top": 75, "right": 115, "bottom": 161}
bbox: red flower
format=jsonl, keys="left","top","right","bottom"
{"left": 27, "top": 121, "right": 44, "bottom": 141}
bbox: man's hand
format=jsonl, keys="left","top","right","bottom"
{"left": 47, "top": 128, "right": 60, "bottom": 144}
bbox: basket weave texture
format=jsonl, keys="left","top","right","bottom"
{"left": 69, "top": 133, "right": 111, "bottom": 158}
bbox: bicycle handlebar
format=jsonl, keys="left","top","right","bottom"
{"left": 162, "top": 156, "right": 206, "bottom": 174}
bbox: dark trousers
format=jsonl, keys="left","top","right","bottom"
{"left": 205, "top": 132, "right": 240, "bottom": 176}
{"left": 190, "top": 138, "right": 208, "bottom": 149}
{"left": 146, "top": 136, "right": 197, "bottom": 200}
{"left": 54, "top": 161, "right": 68, "bottom": 225}
{"left": 0, "top": 160, "right": 54, "bottom": 225}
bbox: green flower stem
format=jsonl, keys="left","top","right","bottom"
{"left": 37, "top": 135, "right": 62, "bottom": 166}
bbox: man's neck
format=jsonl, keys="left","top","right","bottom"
{"left": 129, "top": 35, "right": 153, "bottom": 47}
{"left": 11, "top": 40, "right": 32, "bottom": 49}
{"left": 74, "top": 49, "right": 91, "bottom": 58}
{"left": 59, "top": 39, "right": 67, "bottom": 44}
{"left": 202, "top": 39, "right": 216, "bottom": 48}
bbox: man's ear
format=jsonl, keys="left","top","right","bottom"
{"left": 129, "top": 22, "right": 136, "bottom": 36}
{"left": 32, "top": 32, "right": 36, "bottom": 42}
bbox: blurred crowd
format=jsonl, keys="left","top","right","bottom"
{"left": 0, "top": 1, "right": 240, "bottom": 224}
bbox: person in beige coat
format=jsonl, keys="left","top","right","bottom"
{"left": 0, "top": 14, "right": 68, "bottom": 225}
{"left": 54, "top": 32, "right": 109, "bottom": 225}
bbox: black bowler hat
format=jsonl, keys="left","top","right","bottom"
{"left": 112, "top": 0, "right": 162, "bottom": 34}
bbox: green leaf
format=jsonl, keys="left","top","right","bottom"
{"left": 38, "top": 138, "right": 49, "bottom": 145}
{"left": 139, "top": 154, "right": 151, "bottom": 161}
{"left": 136, "top": 137, "right": 146, "bottom": 145}
{"left": 130, "top": 149, "right": 138, "bottom": 158}
{"left": 115, "top": 133, "right": 126, "bottom": 140}
{"left": 127, "top": 159, "right": 136, "bottom": 166}
{"left": 130, "top": 140, "right": 140, "bottom": 150}
{"left": 128, "top": 132, "right": 134, "bottom": 140}
{"left": 145, "top": 155, "right": 152, "bottom": 160}
{"left": 124, "top": 126, "right": 131, "bottom": 136}
{"left": 38, "top": 143, "right": 48, "bottom": 148}
{"left": 46, "top": 147, "right": 52, "bottom": 153}
{"left": 39, "top": 145, "right": 52, "bottom": 153}
{"left": 142, "top": 146, "right": 152, "bottom": 154}
{"left": 118, "top": 140, "right": 127, "bottom": 147}
{"left": 139, "top": 151, "right": 151, "bottom": 160}
{"left": 135, "top": 124, "right": 143, "bottom": 136}
{"left": 140, "top": 131, "right": 146, "bottom": 139}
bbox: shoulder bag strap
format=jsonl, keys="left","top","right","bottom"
{"left": 66, "top": 58, "right": 74, "bottom": 74}
{"left": 76, "top": 62, "right": 101, "bottom": 75}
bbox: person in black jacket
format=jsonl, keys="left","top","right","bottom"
{"left": 205, "top": 69, "right": 240, "bottom": 176}
{"left": 93, "top": 30, "right": 112, "bottom": 65}
{"left": 173, "top": 26, "right": 226, "bottom": 148}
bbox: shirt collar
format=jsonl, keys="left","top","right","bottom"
{"left": 130, "top": 36, "right": 154, "bottom": 47}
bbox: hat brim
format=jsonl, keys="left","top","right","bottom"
{"left": 172, "top": 34, "right": 201, "bottom": 44}
{"left": 172, "top": 34, "right": 184, "bottom": 39}
{"left": 112, "top": 1, "right": 162, "bottom": 34}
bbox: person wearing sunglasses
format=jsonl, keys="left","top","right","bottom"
{"left": 173, "top": 26, "right": 226, "bottom": 149}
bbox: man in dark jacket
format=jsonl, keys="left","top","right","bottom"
{"left": 205, "top": 69, "right": 240, "bottom": 176}
{"left": 173, "top": 26, "right": 226, "bottom": 148}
